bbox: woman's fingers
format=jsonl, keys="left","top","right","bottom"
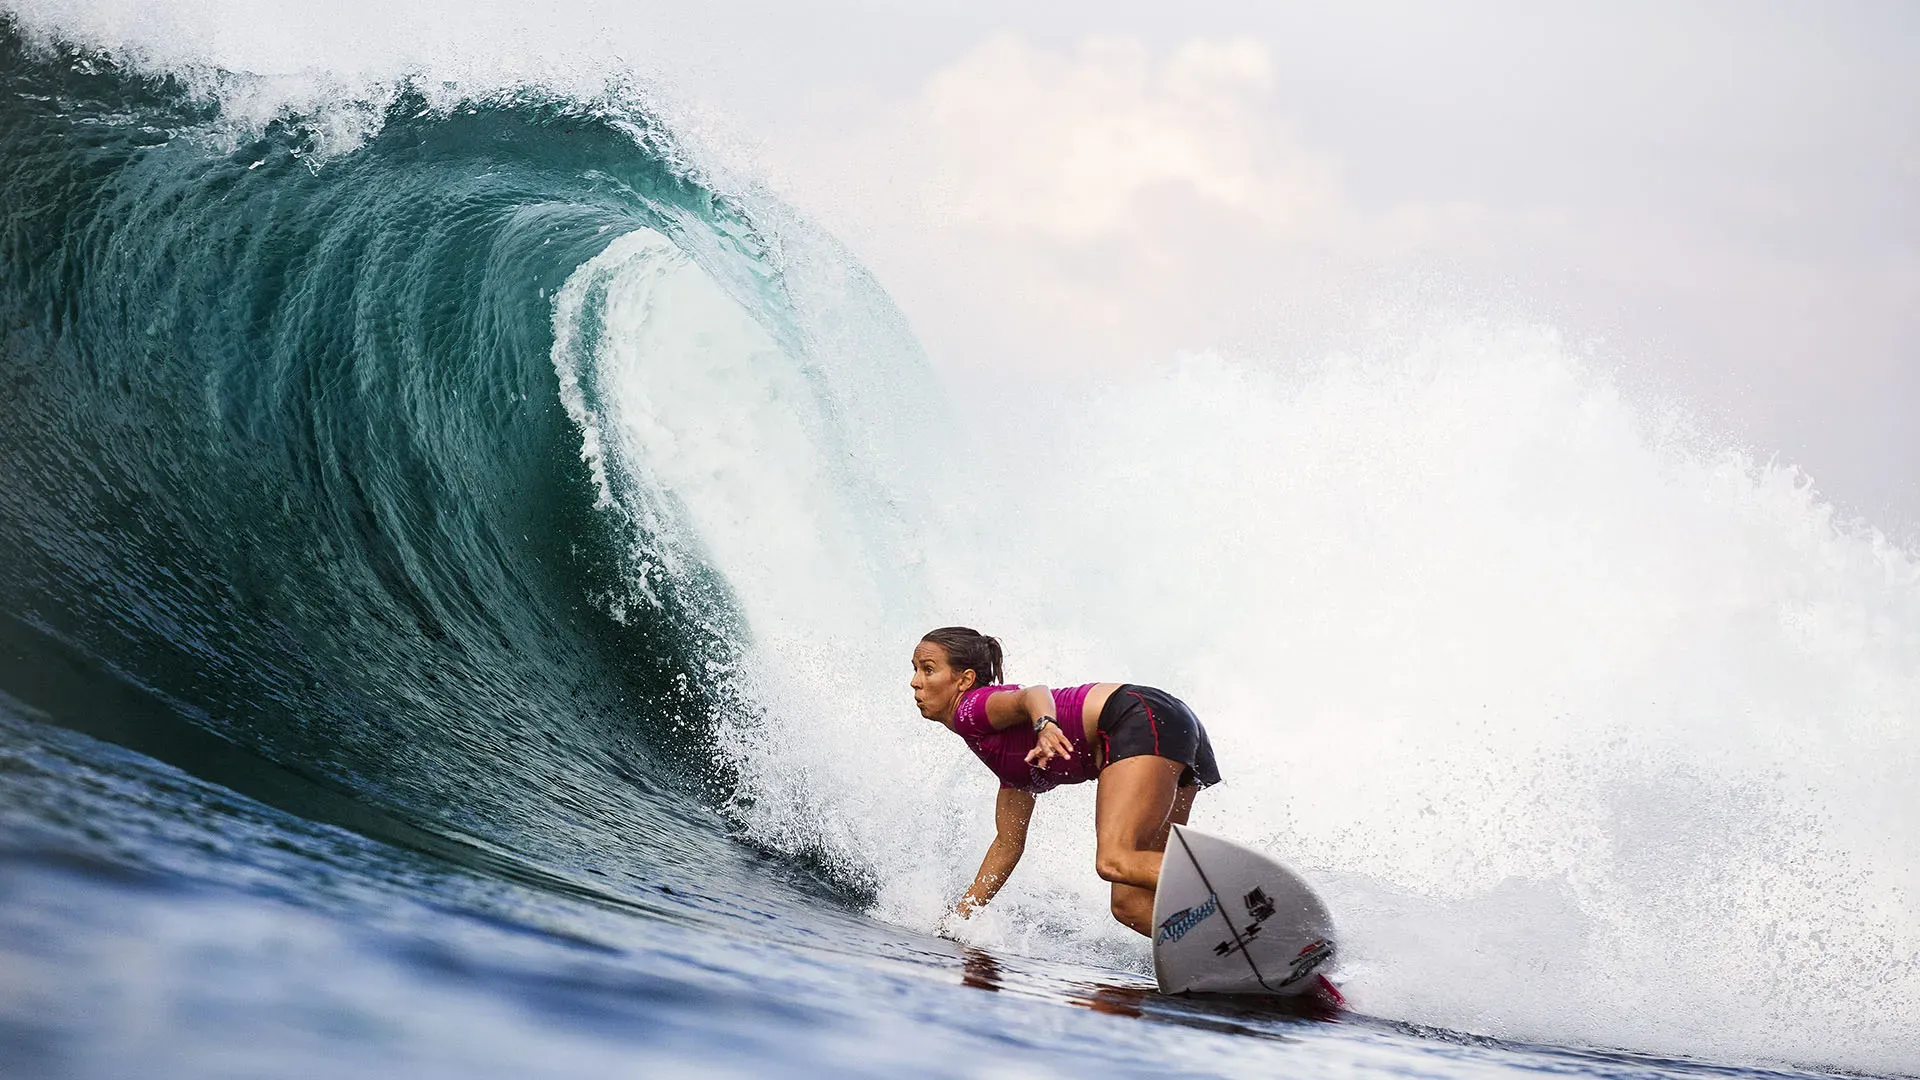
{"left": 1025, "top": 728, "right": 1074, "bottom": 767}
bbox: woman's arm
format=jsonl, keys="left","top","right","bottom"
{"left": 981, "top": 685, "right": 1057, "bottom": 730}
{"left": 954, "top": 787, "right": 1036, "bottom": 918}
{"left": 980, "top": 685, "right": 1075, "bottom": 768}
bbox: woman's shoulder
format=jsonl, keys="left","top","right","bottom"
{"left": 964, "top": 683, "right": 1021, "bottom": 697}
{"left": 954, "top": 683, "right": 1020, "bottom": 727}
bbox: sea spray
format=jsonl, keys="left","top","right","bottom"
{"left": 635, "top": 314, "right": 1920, "bottom": 1071}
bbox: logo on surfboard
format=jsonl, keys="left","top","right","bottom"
{"left": 1154, "top": 894, "right": 1219, "bottom": 945}
{"left": 1278, "top": 938, "right": 1335, "bottom": 987}
{"left": 1209, "top": 886, "right": 1280, "bottom": 957}
{"left": 1198, "top": 885, "right": 1336, "bottom": 986}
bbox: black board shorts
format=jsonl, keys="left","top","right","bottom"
{"left": 1096, "top": 685, "right": 1222, "bottom": 789}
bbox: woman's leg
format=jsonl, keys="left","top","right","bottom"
{"left": 1106, "top": 782, "right": 1197, "bottom": 934}
{"left": 1096, "top": 756, "right": 1196, "bottom": 934}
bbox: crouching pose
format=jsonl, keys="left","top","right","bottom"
{"left": 911, "top": 626, "right": 1221, "bottom": 934}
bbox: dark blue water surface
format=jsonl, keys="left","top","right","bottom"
{"left": 0, "top": 705, "right": 1864, "bottom": 1080}
{"left": 0, "top": 21, "right": 1888, "bottom": 1079}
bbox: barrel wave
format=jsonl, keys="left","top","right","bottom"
{"left": 0, "top": 22, "right": 858, "bottom": 902}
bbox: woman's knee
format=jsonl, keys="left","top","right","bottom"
{"left": 1094, "top": 848, "right": 1132, "bottom": 884}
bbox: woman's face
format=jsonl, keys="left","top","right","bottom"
{"left": 911, "top": 640, "right": 976, "bottom": 721}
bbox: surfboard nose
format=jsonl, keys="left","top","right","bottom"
{"left": 1151, "top": 824, "right": 1339, "bottom": 998}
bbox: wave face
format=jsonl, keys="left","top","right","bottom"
{"left": 3, "top": 15, "right": 1919, "bottom": 1079}
{"left": 0, "top": 21, "right": 930, "bottom": 901}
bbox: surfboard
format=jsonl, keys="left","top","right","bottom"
{"left": 1151, "top": 824, "right": 1340, "bottom": 1000}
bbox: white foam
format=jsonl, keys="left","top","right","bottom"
{"left": 943, "top": 329, "right": 1920, "bottom": 1072}
{"left": 565, "top": 241, "right": 1919, "bottom": 1071}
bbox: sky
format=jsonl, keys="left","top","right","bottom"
{"left": 670, "top": 1, "right": 1920, "bottom": 529}
{"left": 13, "top": 0, "right": 1920, "bottom": 527}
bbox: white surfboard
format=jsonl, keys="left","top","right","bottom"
{"left": 1151, "top": 824, "right": 1338, "bottom": 998}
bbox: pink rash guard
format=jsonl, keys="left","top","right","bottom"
{"left": 950, "top": 684, "right": 1099, "bottom": 793}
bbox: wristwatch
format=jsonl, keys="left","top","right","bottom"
{"left": 1032, "top": 715, "right": 1059, "bottom": 733}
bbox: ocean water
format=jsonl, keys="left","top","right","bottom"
{"left": 2, "top": 13, "right": 1918, "bottom": 1079}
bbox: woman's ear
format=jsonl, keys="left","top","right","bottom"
{"left": 957, "top": 668, "right": 977, "bottom": 693}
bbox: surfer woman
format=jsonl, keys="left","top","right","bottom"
{"left": 911, "top": 626, "right": 1220, "bottom": 936}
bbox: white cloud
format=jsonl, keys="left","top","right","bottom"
{"left": 912, "top": 35, "right": 1335, "bottom": 243}
{"left": 767, "top": 34, "right": 1518, "bottom": 375}
{"left": 757, "top": 26, "right": 1918, "bottom": 526}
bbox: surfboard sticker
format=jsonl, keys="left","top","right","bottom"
{"left": 1151, "top": 824, "right": 1338, "bottom": 997}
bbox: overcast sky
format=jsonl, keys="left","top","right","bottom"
{"left": 666, "top": 1, "right": 1920, "bottom": 530}
{"left": 17, "top": 0, "right": 1920, "bottom": 527}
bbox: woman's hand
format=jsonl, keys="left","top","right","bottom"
{"left": 939, "top": 896, "right": 986, "bottom": 939}
{"left": 1024, "top": 720, "right": 1074, "bottom": 768}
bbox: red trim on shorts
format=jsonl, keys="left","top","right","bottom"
{"left": 1129, "top": 691, "right": 1160, "bottom": 756}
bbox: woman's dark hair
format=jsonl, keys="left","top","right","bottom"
{"left": 920, "top": 627, "right": 1004, "bottom": 687}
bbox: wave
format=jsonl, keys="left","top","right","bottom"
{"left": 3, "top": 14, "right": 1918, "bottom": 1076}
{"left": 0, "top": 20, "right": 915, "bottom": 899}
